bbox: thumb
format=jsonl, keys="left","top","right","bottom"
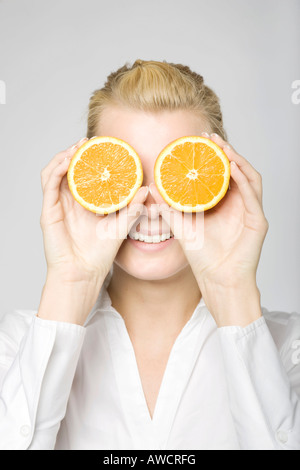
{"left": 149, "top": 182, "right": 178, "bottom": 235}
{"left": 118, "top": 186, "right": 149, "bottom": 237}
{"left": 149, "top": 183, "right": 204, "bottom": 251}
{"left": 149, "top": 182, "right": 167, "bottom": 206}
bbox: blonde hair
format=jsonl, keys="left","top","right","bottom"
{"left": 87, "top": 59, "right": 227, "bottom": 140}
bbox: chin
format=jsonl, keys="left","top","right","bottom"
{"left": 114, "top": 238, "right": 189, "bottom": 281}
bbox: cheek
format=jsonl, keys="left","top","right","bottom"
{"left": 114, "top": 239, "right": 189, "bottom": 280}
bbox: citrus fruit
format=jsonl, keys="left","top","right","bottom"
{"left": 154, "top": 136, "right": 230, "bottom": 212}
{"left": 67, "top": 137, "right": 143, "bottom": 214}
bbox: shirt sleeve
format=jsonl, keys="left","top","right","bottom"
{"left": 218, "top": 310, "right": 300, "bottom": 450}
{"left": 0, "top": 310, "right": 85, "bottom": 450}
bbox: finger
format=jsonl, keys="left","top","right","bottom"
{"left": 149, "top": 182, "right": 205, "bottom": 249}
{"left": 127, "top": 186, "right": 149, "bottom": 228}
{"left": 117, "top": 186, "right": 149, "bottom": 236}
{"left": 149, "top": 182, "right": 180, "bottom": 235}
{"left": 148, "top": 182, "right": 171, "bottom": 220}
{"left": 209, "top": 133, "right": 262, "bottom": 202}
{"left": 230, "top": 161, "right": 269, "bottom": 251}
{"left": 149, "top": 182, "right": 168, "bottom": 206}
{"left": 42, "top": 137, "right": 86, "bottom": 174}
{"left": 41, "top": 138, "right": 87, "bottom": 190}
{"left": 223, "top": 146, "right": 262, "bottom": 203}
{"left": 230, "top": 161, "right": 264, "bottom": 218}
{"left": 210, "top": 133, "right": 259, "bottom": 179}
{"left": 42, "top": 156, "right": 72, "bottom": 212}
{"left": 41, "top": 137, "right": 88, "bottom": 190}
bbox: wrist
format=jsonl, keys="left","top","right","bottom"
{"left": 200, "top": 278, "right": 262, "bottom": 327}
{"left": 37, "top": 271, "right": 105, "bottom": 326}
{"left": 45, "top": 263, "right": 107, "bottom": 285}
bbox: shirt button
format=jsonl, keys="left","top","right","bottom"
{"left": 20, "top": 425, "right": 31, "bottom": 437}
{"left": 276, "top": 430, "right": 289, "bottom": 444}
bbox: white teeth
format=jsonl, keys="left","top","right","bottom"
{"left": 152, "top": 235, "right": 161, "bottom": 243}
{"left": 128, "top": 232, "right": 173, "bottom": 243}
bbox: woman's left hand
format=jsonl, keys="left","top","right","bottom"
{"left": 149, "top": 133, "right": 269, "bottom": 327}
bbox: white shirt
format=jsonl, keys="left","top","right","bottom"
{"left": 0, "top": 269, "right": 299, "bottom": 450}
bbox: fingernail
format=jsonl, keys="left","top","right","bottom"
{"left": 224, "top": 144, "right": 231, "bottom": 151}
{"left": 230, "top": 161, "right": 237, "bottom": 167}
{"left": 201, "top": 132, "right": 210, "bottom": 137}
{"left": 77, "top": 137, "right": 87, "bottom": 145}
{"left": 139, "top": 186, "right": 149, "bottom": 199}
{"left": 211, "top": 133, "right": 220, "bottom": 138}
{"left": 70, "top": 138, "right": 87, "bottom": 150}
{"left": 149, "top": 182, "right": 155, "bottom": 196}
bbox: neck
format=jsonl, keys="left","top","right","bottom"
{"left": 107, "top": 264, "right": 201, "bottom": 347}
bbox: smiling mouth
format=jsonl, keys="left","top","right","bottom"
{"left": 127, "top": 231, "right": 174, "bottom": 243}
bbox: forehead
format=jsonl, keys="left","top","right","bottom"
{"left": 97, "top": 105, "right": 209, "bottom": 159}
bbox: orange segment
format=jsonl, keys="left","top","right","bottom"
{"left": 67, "top": 137, "right": 143, "bottom": 214}
{"left": 154, "top": 136, "right": 230, "bottom": 212}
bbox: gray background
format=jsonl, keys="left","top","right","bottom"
{"left": 0, "top": 0, "right": 299, "bottom": 317}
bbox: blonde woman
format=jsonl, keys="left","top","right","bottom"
{"left": 0, "top": 60, "right": 299, "bottom": 450}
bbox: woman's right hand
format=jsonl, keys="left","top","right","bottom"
{"left": 40, "top": 137, "right": 149, "bottom": 285}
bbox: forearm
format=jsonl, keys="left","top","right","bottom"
{"left": 200, "top": 278, "right": 262, "bottom": 327}
{"left": 0, "top": 309, "right": 86, "bottom": 449}
{"left": 217, "top": 315, "right": 300, "bottom": 450}
{"left": 37, "top": 271, "right": 105, "bottom": 326}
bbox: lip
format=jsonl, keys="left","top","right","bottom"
{"left": 126, "top": 235, "right": 175, "bottom": 251}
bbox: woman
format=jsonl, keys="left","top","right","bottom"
{"left": 0, "top": 60, "right": 299, "bottom": 450}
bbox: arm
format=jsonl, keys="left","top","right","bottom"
{"left": 0, "top": 310, "right": 85, "bottom": 450}
{"left": 0, "top": 137, "right": 148, "bottom": 450}
{"left": 150, "top": 132, "right": 300, "bottom": 449}
{"left": 218, "top": 310, "right": 300, "bottom": 450}
{"left": 194, "top": 136, "right": 299, "bottom": 448}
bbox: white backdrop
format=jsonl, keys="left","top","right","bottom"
{"left": 0, "top": 0, "right": 299, "bottom": 316}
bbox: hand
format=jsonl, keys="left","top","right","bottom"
{"left": 149, "top": 133, "right": 269, "bottom": 326}
{"left": 40, "top": 138, "right": 149, "bottom": 284}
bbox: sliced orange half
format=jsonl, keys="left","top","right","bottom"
{"left": 67, "top": 137, "right": 143, "bottom": 214}
{"left": 154, "top": 136, "right": 230, "bottom": 212}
